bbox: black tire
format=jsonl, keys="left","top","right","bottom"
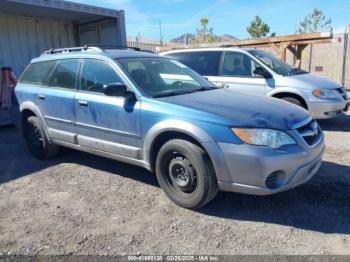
{"left": 24, "top": 116, "right": 59, "bottom": 159}
{"left": 281, "top": 96, "right": 305, "bottom": 109}
{"left": 155, "top": 139, "right": 218, "bottom": 209}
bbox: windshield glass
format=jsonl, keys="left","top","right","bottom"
{"left": 117, "top": 57, "right": 217, "bottom": 97}
{"left": 248, "top": 49, "right": 307, "bottom": 76}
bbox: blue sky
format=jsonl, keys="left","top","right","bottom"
{"left": 71, "top": 0, "right": 350, "bottom": 41}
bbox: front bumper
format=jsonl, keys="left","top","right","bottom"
{"left": 308, "top": 98, "right": 349, "bottom": 119}
{"left": 209, "top": 131, "right": 325, "bottom": 195}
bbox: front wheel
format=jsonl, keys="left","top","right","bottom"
{"left": 155, "top": 139, "right": 218, "bottom": 209}
{"left": 281, "top": 96, "right": 305, "bottom": 109}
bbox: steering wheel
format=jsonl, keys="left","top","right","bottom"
{"left": 171, "top": 81, "right": 183, "bottom": 88}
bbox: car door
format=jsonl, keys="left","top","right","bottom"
{"left": 216, "top": 51, "right": 266, "bottom": 95}
{"left": 166, "top": 51, "right": 222, "bottom": 84}
{"left": 37, "top": 59, "right": 79, "bottom": 143}
{"left": 75, "top": 58, "right": 142, "bottom": 159}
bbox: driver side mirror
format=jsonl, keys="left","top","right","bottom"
{"left": 254, "top": 67, "right": 272, "bottom": 79}
{"left": 103, "top": 83, "right": 128, "bottom": 97}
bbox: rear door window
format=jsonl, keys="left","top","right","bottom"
{"left": 167, "top": 51, "right": 222, "bottom": 76}
{"left": 20, "top": 61, "right": 56, "bottom": 85}
{"left": 47, "top": 59, "right": 80, "bottom": 89}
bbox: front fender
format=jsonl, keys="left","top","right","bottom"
{"left": 142, "top": 120, "right": 231, "bottom": 182}
{"left": 143, "top": 119, "right": 214, "bottom": 164}
{"left": 267, "top": 87, "right": 309, "bottom": 107}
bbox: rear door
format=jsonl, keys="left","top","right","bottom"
{"left": 217, "top": 51, "right": 266, "bottom": 95}
{"left": 37, "top": 59, "right": 80, "bottom": 143}
{"left": 166, "top": 51, "right": 222, "bottom": 84}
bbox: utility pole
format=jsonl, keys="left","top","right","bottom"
{"left": 159, "top": 20, "right": 163, "bottom": 46}
{"left": 136, "top": 32, "right": 141, "bottom": 48}
{"left": 341, "top": 23, "right": 349, "bottom": 88}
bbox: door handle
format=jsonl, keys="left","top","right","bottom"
{"left": 38, "top": 94, "right": 45, "bottom": 100}
{"left": 78, "top": 100, "right": 88, "bottom": 107}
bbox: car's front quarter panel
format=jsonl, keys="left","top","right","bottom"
{"left": 271, "top": 75, "right": 348, "bottom": 119}
{"left": 140, "top": 97, "right": 243, "bottom": 180}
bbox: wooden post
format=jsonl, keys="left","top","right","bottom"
{"left": 288, "top": 44, "right": 307, "bottom": 68}
{"left": 272, "top": 42, "right": 291, "bottom": 61}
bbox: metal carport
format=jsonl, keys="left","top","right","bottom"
{"left": 0, "top": 0, "right": 127, "bottom": 76}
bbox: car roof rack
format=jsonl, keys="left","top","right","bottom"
{"left": 42, "top": 45, "right": 142, "bottom": 56}
{"left": 42, "top": 45, "right": 103, "bottom": 55}
{"left": 94, "top": 45, "right": 141, "bottom": 51}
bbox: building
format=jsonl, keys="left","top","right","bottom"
{"left": 0, "top": 0, "right": 127, "bottom": 76}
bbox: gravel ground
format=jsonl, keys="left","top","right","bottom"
{"left": 0, "top": 113, "right": 349, "bottom": 255}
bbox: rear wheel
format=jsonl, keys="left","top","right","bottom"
{"left": 155, "top": 139, "right": 218, "bottom": 209}
{"left": 25, "top": 116, "right": 59, "bottom": 159}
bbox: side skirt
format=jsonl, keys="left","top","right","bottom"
{"left": 52, "top": 139, "right": 152, "bottom": 171}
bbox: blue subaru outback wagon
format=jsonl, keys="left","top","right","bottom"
{"left": 15, "top": 46, "right": 325, "bottom": 209}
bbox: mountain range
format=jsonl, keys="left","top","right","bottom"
{"left": 170, "top": 33, "right": 238, "bottom": 44}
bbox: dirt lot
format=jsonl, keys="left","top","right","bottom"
{"left": 0, "top": 113, "right": 349, "bottom": 256}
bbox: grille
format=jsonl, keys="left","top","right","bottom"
{"left": 297, "top": 119, "right": 322, "bottom": 146}
{"left": 336, "top": 87, "right": 348, "bottom": 101}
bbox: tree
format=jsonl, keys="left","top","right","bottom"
{"left": 247, "top": 16, "right": 270, "bottom": 39}
{"left": 193, "top": 18, "right": 217, "bottom": 44}
{"left": 297, "top": 8, "right": 332, "bottom": 34}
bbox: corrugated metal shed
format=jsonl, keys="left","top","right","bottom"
{"left": 0, "top": 0, "right": 127, "bottom": 76}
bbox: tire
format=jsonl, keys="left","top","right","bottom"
{"left": 24, "top": 116, "right": 59, "bottom": 159}
{"left": 155, "top": 139, "right": 218, "bottom": 209}
{"left": 281, "top": 96, "right": 305, "bottom": 109}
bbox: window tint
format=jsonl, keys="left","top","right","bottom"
{"left": 167, "top": 51, "right": 221, "bottom": 76}
{"left": 48, "top": 59, "right": 79, "bottom": 89}
{"left": 118, "top": 57, "right": 215, "bottom": 97}
{"left": 80, "top": 59, "right": 122, "bottom": 93}
{"left": 220, "top": 52, "right": 262, "bottom": 78}
{"left": 20, "top": 61, "right": 56, "bottom": 85}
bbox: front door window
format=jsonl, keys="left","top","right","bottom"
{"left": 220, "top": 52, "right": 262, "bottom": 78}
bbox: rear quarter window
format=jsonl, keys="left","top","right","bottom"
{"left": 20, "top": 61, "right": 56, "bottom": 85}
{"left": 166, "top": 51, "right": 222, "bottom": 76}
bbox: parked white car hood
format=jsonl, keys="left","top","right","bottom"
{"left": 282, "top": 73, "right": 341, "bottom": 90}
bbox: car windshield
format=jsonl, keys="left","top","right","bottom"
{"left": 116, "top": 57, "right": 217, "bottom": 97}
{"left": 248, "top": 49, "right": 308, "bottom": 76}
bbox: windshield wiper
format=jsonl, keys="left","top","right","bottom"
{"left": 196, "top": 86, "right": 218, "bottom": 91}
{"left": 153, "top": 86, "right": 218, "bottom": 98}
{"left": 153, "top": 90, "right": 197, "bottom": 98}
{"left": 288, "top": 68, "right": 307, "bottom": 75}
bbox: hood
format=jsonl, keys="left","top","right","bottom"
{"left": 158, "top": 89, "right": 310, "bottom": 130}
{"left": 283, "top": 73, "right": 341, "bottom": 90}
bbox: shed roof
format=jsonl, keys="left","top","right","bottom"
{"left": 0, "top": 0, "right": 123, "bottom": 23}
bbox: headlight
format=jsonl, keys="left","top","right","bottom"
{"left": 232, "top": 128, "right": 296, "bottom": 149}
{"left": 312, "top": 88, "right": 338, "bottom": 99}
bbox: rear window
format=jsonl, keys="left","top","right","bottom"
{"left": 48, "top": 59, "right": 80, "bottom": 90}
{"left": 20, "top": 61, "right": 56, "bottom": 85}
{"left": 166, "top": 51, "right": 222, "bottom": 76}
